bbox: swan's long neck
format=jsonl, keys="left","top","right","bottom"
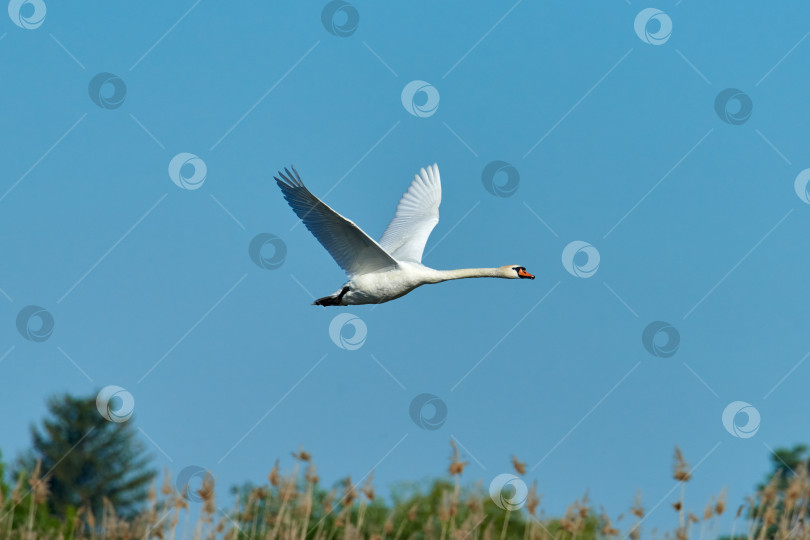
{"left": 428, "top": 268, "right": 504, "bottom": 283}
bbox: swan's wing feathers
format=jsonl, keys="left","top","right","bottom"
{"left": 275, "top": 167, "right": 398, "bottom": 276}
{"left": 379, "top": 163, "right": 442, "bottom": 263}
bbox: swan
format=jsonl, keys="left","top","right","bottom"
{"left": 275, "top": 163, "right": 534, "bottom": 306}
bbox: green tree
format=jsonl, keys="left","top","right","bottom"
{"left": 732, "top": 444, "right": 810, "bottom": 540}
{"left": 0, "top": 449, "right": 9, "bottom": 502}
{"left": 16, "top": 392, "right": 156, "bottom": 518}
{"left": 761, "top": 444, "right": 809, "bottom": 489}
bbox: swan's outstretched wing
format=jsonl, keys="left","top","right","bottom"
{"left": 275, "top": 167, "right": 398, "bottom": 276}
{"left": 379, "top": 163, "right": 442, "bottom": 263}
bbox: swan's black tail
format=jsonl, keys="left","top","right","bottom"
{"left": 312, "top": 287, "right": 349, "bottom": 307}
{"left": 313, "top": 295, "right": 340, "bottom": 306}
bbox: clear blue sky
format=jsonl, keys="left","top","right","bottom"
{"left": 2, "top": 0, "right": 809, "bottom": 534}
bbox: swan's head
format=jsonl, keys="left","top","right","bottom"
{"left": 502, "top": 265, "right": 535, "bottom": 280}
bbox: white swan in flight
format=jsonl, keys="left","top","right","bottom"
{"left": 275, "top": 164, "right": 534, "bottom": 306}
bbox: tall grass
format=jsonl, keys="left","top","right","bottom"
{"left": 0, "top": 444, "right": 807, "bottom": 540}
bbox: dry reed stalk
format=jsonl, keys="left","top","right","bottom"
{"left": 439, "top": 490, "right": 451, "bottom": 540}
{"left": 355, "top": 471, "right": 374, "bottom": 535}
{"left": 298, "top": 482, "right": 313, "bottom": 540}
{"left": 499, "top": 461, "right": 522, "bottom": 540}
{"left": 312, "top": 489, "right": 335, "bottom": 540}
{"left": 696, "top": 497, "right": 713, "bottom": 540}
{"left": 168, "top": 488, "right": 188, "bottom": 540}
{"left": 716, "top": 490, "right": 727, "bottom": 517}
{"left": 449, "top": 474, "right": 461, "bottom": 537}
{"left": 440, "top": 517, "right": 449, "bottom": 540}
{"left": 448, "top": 440, "right": 468, "bottom": 477}
{"left": 178, "top": 489, "right": 192, "bottom": 540}
{"left": 525, "top": 480, "right": 540, "bottom": 519}
{"left": 142, "top": 478, "right": 158, "bottom": 540}
{"left": 499, "top": 508, "right": 511, "bottom": 540}
{"left": 299, "top": 462, "right": 318, "bottom": 540}
{"left": 746, "top": 496, "right": 760, "bottom": 540}
{"left": 749, "top": 472, "right": 781, "bottom": 540}
{"left": 392, "top": 504, "right": 416, "bottom": 540}
{"left": 628, "top": 490, "right": 643, "bottom": 540}
{"left": 246, "top": 488, "right": 261, "bottom": 540}
{"left": 87, "top": 505, "right": 96, "bottom": 540}
{"left": 270, "top": 462, "right": 299, "bottom": 540}
{"left": 448, "top": 440, "right": 468, "bottom": 539}
{"left": 672, "top": 446, "right": 691, "bottom": 540}
{"left": 355, "top": 502, "right": 367, "bottom": 539}
{"left": 27, "top": 459, "right": 49, "bottom": 539}
{"left": 728, "top": 504, "right": 744, "bottom": 540}
{"left": 423, "top": 513, "right": 436, "bottom": 539}
{"left": 0, "top": 491, "right": 5, "bottom": 539}
{"left": 334, "top": 476, "right": 355, "bottom": 540}
{"left": 7, "top": 473, "right": 24, "bottom": 540}
{"left": 600, "top": 508, "right": 619, "bottom": 537}
{"left": 757, "top": 506, "right": 775, "bottom": 540}
{"left": 101, "top": 498, "right": 109, "bottom": 540}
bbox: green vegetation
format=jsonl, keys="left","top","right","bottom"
{"left": 1, "top": 394, "right": 807, "bottom": 539}
{"left": 15, "top": 393, "right": 155, "bottom": 518}
{"left": 4, "top": 393, "right": 155, "bottom": 538}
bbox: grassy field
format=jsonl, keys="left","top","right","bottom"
{"left": 0, "top": 443, "right": 807, "bottom": 540}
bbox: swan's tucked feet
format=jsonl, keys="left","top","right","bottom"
{"left": 313, "top": 286, "right": 349, "bottom": 307}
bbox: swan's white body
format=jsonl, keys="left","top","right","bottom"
{"left": 275, "top": 164, "right": 534, "bottom": 306}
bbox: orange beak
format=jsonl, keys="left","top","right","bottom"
{"left": 517, "top": 268, "right": 535, "bottom": 280}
